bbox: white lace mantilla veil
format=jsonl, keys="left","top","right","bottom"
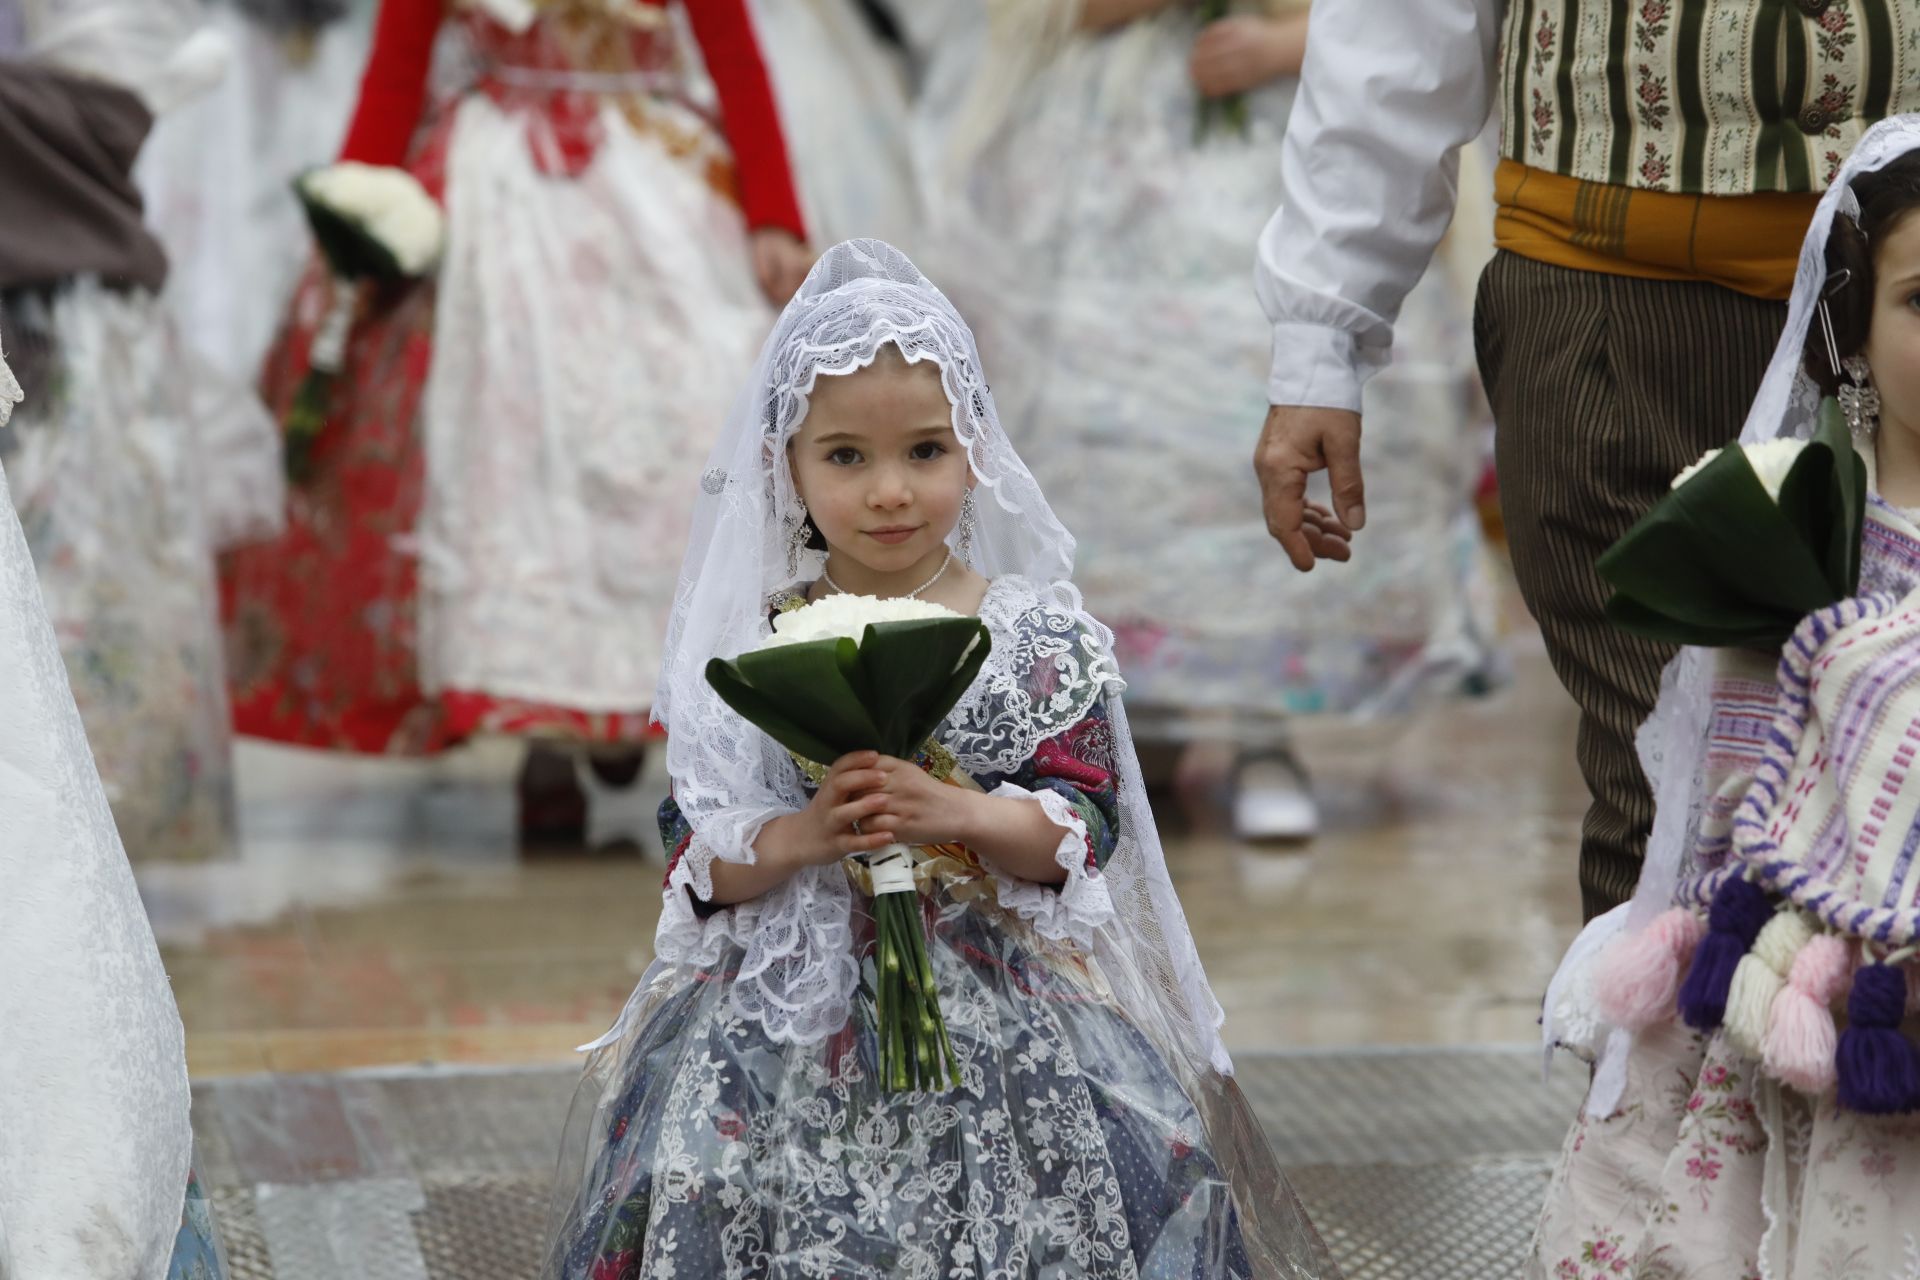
{"left": 1545, "top": 115, "right": 1920, "bottom": 1118}
{"left": 0, "top": 335, "right": 193, "bottom": 1277}
{"left": 649, "top": 239, "right": 1237, "bottom": 1080}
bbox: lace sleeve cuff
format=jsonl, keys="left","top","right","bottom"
{"left": 654, "top": 832, "right": 761, "bottom": 966}
{"left": 983, "top": 782, "right": 1116, "bottom": 945}
{"left": 1541, "top": 903, "right": 1630, "bottom": 1064}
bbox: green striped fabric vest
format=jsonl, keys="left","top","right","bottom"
{"left": 1498, "top": 0, "right": 1920, "bottom": 194}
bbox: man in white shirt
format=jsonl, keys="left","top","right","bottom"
{"left": 1252, "top": 0, "right": 1918, "bottom": 917}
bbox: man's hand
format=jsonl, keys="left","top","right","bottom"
{"left": 1255, "top": 405, "right": 1365, "bottom": 571}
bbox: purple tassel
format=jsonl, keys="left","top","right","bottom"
{"left": 1836, "top": 964, "right": 1920, "bottom": 1115}
{"left": 1677, "top": 877, "right": 1772, "bottom": 1031}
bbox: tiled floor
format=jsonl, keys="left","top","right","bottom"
{"left": 145, "top": 635, "right": 1588, "bottom": 1079}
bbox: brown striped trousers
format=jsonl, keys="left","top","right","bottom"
{"left": 1472, "top": 252, "right": 1786, "bottom": 920}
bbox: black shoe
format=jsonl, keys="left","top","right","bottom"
{"left": 517, "top": 742, "right": 586, "bottom": 853}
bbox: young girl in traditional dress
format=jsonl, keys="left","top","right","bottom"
{"left": 540, "top": 240, "right": 1336, "bottom": 1278}
{"left": 218, "top": 0, "right": 813, "bottom": 844}
{"left": 901, "top": 0, "right": 1498, "bottom": 838}
{"left": 1531, "top": 118, "right": 1920, "bottom": 1280}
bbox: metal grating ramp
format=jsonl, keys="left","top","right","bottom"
{"left": 194, "top": 1047, "right": 1584, "bottom": 1279}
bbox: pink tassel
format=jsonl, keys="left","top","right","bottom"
{"left": 1763, "top": 933, "right": 1852, "bottom": 1094}
{"left": 1595, "top": 908, "right": 1706, "bottom": 1031}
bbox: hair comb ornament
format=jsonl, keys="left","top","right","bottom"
{"left": 1838, "top": 184, "right": 1864, "bottom": 223}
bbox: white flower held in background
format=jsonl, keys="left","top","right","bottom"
{"left": 283, "top": 163, "right": 448, "bottom": 479}
{"left": 457, "top": 0, "right": 667, "bottom": 30}
{"left": 1671, "top": 438, "right": 1807, "bottom": 499}
{"left": 459, "top": 0, "right": 537, "bottom": 32}
{"left": 299, "top": 163, "right": 446, "bottom": 276}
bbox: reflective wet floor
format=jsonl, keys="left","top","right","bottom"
{"left": 152, "top": 624, "right": 1590, "bottom": 1277}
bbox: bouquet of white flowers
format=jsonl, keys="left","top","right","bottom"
{"left": 284, "top": 162, "right": 446, "bottom": 480}
{"left": 707, "top": 593, "right": 992, "bottom": 1092}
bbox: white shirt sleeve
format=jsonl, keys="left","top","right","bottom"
{"left": 1255, "top": 0, "right": 1503, "bottom": 411}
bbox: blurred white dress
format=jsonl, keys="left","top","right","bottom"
{"left": 910, "top": 0, "right": 1500, "bottom": 742}
{"left": 0, "top": 339, "right": 199, "bottom": 1280}
{"left": 135, "top": 0, "right": 373, "bottom": 387}
{"left": 5, "top": 0, "right": 282, "bottom": 862}
{"left": 748, "top": 0, "right": 920, "bottom": 248}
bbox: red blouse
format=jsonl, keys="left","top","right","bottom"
{"left": 336, "top": 0, "right": 806, "bottom": 238}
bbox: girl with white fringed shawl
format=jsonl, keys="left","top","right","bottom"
{"left": 1531, "top": 118, "right": 1920, "bottom": 1280}
{"left": 539, "top": 241, "right": 1337, "bottom": 1280}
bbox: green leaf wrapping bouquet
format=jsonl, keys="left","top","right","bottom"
{"left": 1597, "top": 399, "right": 1867, "bottom": 650}
{"left": 706, "top": 593, "right": 992, "bottom": 1092}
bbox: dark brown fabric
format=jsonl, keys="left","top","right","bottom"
{"left": 1473, "top": 251, "right": 1785, "bottom": 920}
{"left": 0, "top": 61, "right": 165, "bottom": 292}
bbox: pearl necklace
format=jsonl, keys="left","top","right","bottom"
{"left": 822, "top": 550, "right": 952, "bottom": 600}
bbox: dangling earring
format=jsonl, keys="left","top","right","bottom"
{"left": 1840, "top": 355, "right": 1881, "bottom": 439}
{"left": 957, "top": 489, "right": 978, "bottom": 564}
{"left": 786, "top": 500, "right": 812, "bottom": 577}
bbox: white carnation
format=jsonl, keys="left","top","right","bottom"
{"left": 1670, "top": 438, "right": 1805, "bottom": 500}
{"left": 761, "top": 594, "right": 962, "bottom": 649}
{"left": 300, "top": 162, "right": 446, "bottom": 276}
{"left": 458, "top": 0, "right": 538, "bottom": 32}
{"left": 456, "top": 0, "right": 666, "bottom": 29}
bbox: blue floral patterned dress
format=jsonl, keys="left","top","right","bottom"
{"left": 166, "top": 1173, "right": 229, "bottom": 1280}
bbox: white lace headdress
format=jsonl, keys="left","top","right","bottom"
{"left": 1552, "top": 115, "right": 1920, "bottom": 1113}
{"left": 651, "top": 239, "right": 1232, "bottom": 1074}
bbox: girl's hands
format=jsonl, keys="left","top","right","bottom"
{"left": 755, "top": 753, "right": 968, "bottom": 882}
{"left": 744, "top": 754, "right": 1072, "bottom": 898}
{"left": 789, "top": 751, "right": 901, "bottom": 866}
{"left": 854, "top": 756, "right": 977, "bottom": 849}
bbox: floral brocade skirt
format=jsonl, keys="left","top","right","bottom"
{"left": 1528, "top": 1019, "right": 1920, "bottom": 1280}
{"left": 168, "top": 1172, "right": 230, "bottom": 1280}
{"left": 542, "top": 898, "right": 1334, "bottom": 1279}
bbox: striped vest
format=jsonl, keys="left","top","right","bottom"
{"left": 1498, "top": 0, "right": 1920, "bottom": 195}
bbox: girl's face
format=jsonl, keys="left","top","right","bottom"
{"left": 788, "top": 352, "right": 971, "bottom": 580}
{"left": 1865, "top": 209, "right": 1920, "bottom": 444}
